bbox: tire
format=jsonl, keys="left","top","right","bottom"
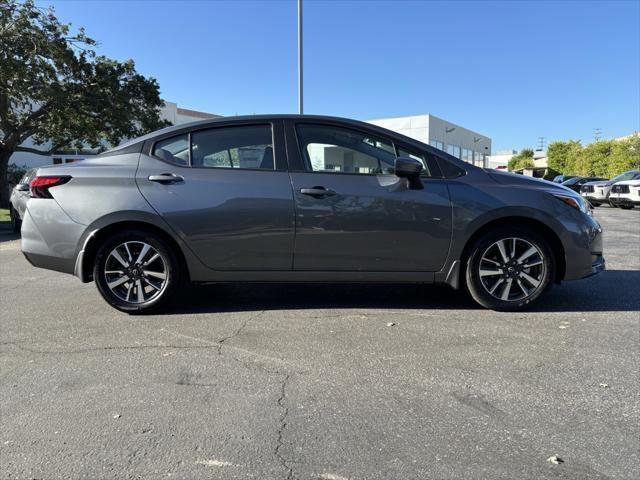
{"left": 619, "top": 205, "right": 634, "bottom": 210}
{"left": 93, "top": 230, "right": 182, "bottom": 313}
{"left": 9, "top": 206, "right": 21, "bottom": 233}
{"left": 591, "top": 202, "right": 601, "bottom": 207}
{"left": 465, "top": 227, "right": 555, "bottom": 311}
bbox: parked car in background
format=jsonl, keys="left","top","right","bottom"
{"left": 553, "top": 175, "right": 577, "bottom": 183}
{"left": 8, "top": 168, "right": 37, "bottom": 232}
{"left": 561, "top": 176, "right": 607, "bottom": 193}
{"left": 581, "top": 170, "right": 640, "bottom": 206}
{"left": 21, "top": 115, "right": 604, "bottom": 313}
{"left": 609, "top": 179, "right": 640, "bottom": 209}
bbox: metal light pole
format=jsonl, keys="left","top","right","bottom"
{"left": 298, "top": 0, "right": 303, "bottom": 114}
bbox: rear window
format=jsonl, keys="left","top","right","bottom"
{"left": 152, "top": 134, "right": 189, "bottom": 166}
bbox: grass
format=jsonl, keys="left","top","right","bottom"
{"left": 0, "top": 208, "right": 10, "bottom": 225}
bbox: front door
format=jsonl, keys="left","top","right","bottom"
{"left": 287, "top": 122, "right": 452, "bottom": 272}
{"left": 136, "top": 122, "right": 295, "bottom": 271}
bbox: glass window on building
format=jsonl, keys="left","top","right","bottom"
{"left": 447, "top": 144, "right": 461, "bottom": 158}
{"left": 474, "top": 151, "right": 485, "bottom": 166}
{"left": 462, "top": 148, "right": 473, "bottom": 163}
{"left": 430, "top": 140, "right": 444, "bottom": 151}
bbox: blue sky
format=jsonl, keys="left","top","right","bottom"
{"left": 40, "top": 0, "right": 639, "bottom": 152}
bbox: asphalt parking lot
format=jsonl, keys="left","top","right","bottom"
{"left": 1, "top": 206, "right": 638, "bottom": 480}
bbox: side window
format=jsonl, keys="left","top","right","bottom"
{"left": 191, "top": 125, "right": 273, "bottom": 170}
{"left": 397, "top": 147, "right": 432, "bottom": 177}
{"left": 153, "top": 134, "right": 189, "bottom": 166}
{"left": 296, "top": 124, "right": 396, "bottom": 175}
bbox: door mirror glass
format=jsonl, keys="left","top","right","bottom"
{"left": 394, "top": 156, "right": 423, "bottom": 177}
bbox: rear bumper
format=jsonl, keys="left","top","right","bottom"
{"left": 21, "top": 201, "right": 85, "bottom": 276}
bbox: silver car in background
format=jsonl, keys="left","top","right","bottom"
{"left": 21, "top": 115, "right": 604, "bottom": 313}
{"left": 8, "top": 168, "right": 37, "bottom": 232}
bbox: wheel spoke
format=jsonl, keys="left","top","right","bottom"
{"left": 501, "top": 278, "right": 513, "bottom": 300}
{"left": 111, "top": 250, "right": 129, "bottom": 268}
{"left": 144, "top": 270, "right": 166, "bottom": 280}
{"left": 496, "top": 240, "right": 510, "bottom": 263}
{"left": 105, "top": 270, "right": 124, "bottom": 275}
{"left": 143, "top": 253, "right": 160, "bottom": 267}
{"left": 480, "top": 269, "right": 503, "bottom": 277}
{"left": 108, "top": 275, "right": 130, "bottom": 289}
{"left": 144, "top": 278, "right": 161, "bottom": 291}
{"left": 516, "top": 279, "right": 529, "bottom": 296}
{"left": 136, "top": 244, "right": 151, "bottom": 265}
{"left": 520, "top": 271, "right": 541, "bottom": 288}
{"left": 482, "top": 258, "right": 502, "bottom": 266}
{"left": 489, "top": 278, "right": 504, "bottom": 294}
{"left": 136, "top": 280, "right": 145, "bottom": 303}
{"left": 512, "top": 238, "right": 517, "bottom": 259}
{"left": 517, "top": 246, "right": 538, "bottom": 263}
{"left": 125, "top": 282, "right": 133, "bottom": 301}
{"left": 124, "top": 243, "right": 133, "bottom": 263}
{"left": 521, "top": 259, "right": 543, "bottom": 268}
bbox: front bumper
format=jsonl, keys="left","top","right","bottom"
{"left": 585, "top": 254, "right": 606, "bottom": 278}
{"left": 609, "top": 196, "right": 640, "bottom": 207}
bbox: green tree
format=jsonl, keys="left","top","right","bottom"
{"left": 0, "top": 0, "right": 169, "bottom": 206}
{"left": 508, "top": 148, "right": 535, "bottom": 171}
{"left": 547, "top": 140, "right": 581, "bottom": 175}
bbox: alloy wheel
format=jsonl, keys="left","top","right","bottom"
{"left": 478, "top": 237, "right": 546, "bottom": 302}
{"left": 103, "top": 241, "right": 168, "bottom": 304}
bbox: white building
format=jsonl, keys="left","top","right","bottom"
{"left": 486, "top": 149, "right": 516, "bottom": 170}
{"left": 9, "top": 101, "right": 219, "bottom": 168}
{"left": 367, "top": 114, "right": 491, "bottom": 167}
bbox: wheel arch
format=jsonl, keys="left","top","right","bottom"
{"left": 459, "top": 216, "right": 566, "bottom": 284}
{"left": 78, "top": 219, "right": 191, "bottom": 283}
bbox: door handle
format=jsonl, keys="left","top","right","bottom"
{"left": 300, "top": 187, "right": 336, "bottom": 197}
{"left": 148, "top": 173, "right": 184, "bottom": 184}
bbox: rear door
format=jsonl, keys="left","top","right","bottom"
{"left": 136, "top": 121, "right": 295, "bottom": 271}
{"left": 285, "top": 120, "right": 452, "bottom": 272}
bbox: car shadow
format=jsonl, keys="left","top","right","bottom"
{"left": 166, "top": 269, "right": 640, "bottom": 314}
{"left": 0, "top": 228, "right": 19, "bottom": 243}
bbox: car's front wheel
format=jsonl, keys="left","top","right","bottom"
{"left": 93, "top": 230, "right": 181, "bottom": 313}
{"left": 465, "top": 227, "right": 555, "bottom": 311}
{"left": 619, "top": 205, "right": 635, "bottom": 210}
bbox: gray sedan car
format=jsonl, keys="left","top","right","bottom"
{"left": 21, "top": 115, "right": 604, "bottom": 313}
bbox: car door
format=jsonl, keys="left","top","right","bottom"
{"left": 286, "top": 121, "right": 452, "bottom": 272}
{"left": 136, "top": 121, "right": 295, "bottom": 271}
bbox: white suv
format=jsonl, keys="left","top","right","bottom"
{"left": 609, "top": 179, "right": 640, "bottom": 209}
{"left": 581, "top": 170, "right": 640, "bottom": 206}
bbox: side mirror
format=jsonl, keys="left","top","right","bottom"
{"left": 15, "top": 183, "right": 29, "bottom": 192}
{"left": 394, "top": 156, "right": 424, "bottom": 190}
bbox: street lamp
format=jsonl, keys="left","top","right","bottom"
{"left": 298, "top": 0, "right": 303, "bottom": 114}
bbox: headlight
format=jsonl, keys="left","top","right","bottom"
{"left": 553, "top": 193, "right": 592, "bottom": 215}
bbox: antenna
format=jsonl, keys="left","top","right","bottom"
{"left": 537, "top": 136, "right": 546, "bottom": 151}
{"left": 593, "top": 128, "right": 602, "bottom": 142}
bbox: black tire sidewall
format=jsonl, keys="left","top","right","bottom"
{"left": 465, "top": 227, "right": 555, "bottom": 311}
{"left": 93, "top": 230, "right": 180, "bottom": 313}
{"left": 9, "top": 206, "right": 21, "bottom": 233}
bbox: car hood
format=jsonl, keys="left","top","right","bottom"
{"left": 486, "top": 169, "right": 574, "bottom": 195}
{"left": 613, "top": 180, "right": 640, "bottom": 186}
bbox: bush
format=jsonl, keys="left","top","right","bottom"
{"left": 508, "top": 148, "right": 535, "bottom": 171}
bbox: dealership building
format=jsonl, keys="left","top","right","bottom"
{"left": 10, "top": 108, "right": 491, "bottom": 169}
{"left": 368, "top": 114, "right": 491, "bottom": 167}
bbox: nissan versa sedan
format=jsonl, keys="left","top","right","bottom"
{"left": 21, "top": 115, "right": 604, "bottom": 313}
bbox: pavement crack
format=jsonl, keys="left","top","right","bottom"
{"left": 275, "top": 373, "right": 296, "bottom": 480}
{"left": 217, "top": 310, "right": 265, "bottom": 355}
{"left": 0, "top": 341, "right": 218, "bottom": 356}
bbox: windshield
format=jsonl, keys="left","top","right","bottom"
{"left": 611, "top": 171, "right": 640, "bottom": 182}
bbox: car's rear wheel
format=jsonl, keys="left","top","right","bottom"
{"left": 590, "top": 202, "right": 601, "bottom": 207}
{"left": 619, "top": 205, "right": 635, "bottom": 210}
{"left": 9, "top": 206, "right": 21, "bottom": 233}
{"left": 93, "top": 230, "right": 181, "bottom": 313}
{"left": 465, "top": 227, "right": 555, "bottom": 311}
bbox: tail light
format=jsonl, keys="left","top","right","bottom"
{"left": 29, "top": 176, "right": 71, "bottom": 198}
